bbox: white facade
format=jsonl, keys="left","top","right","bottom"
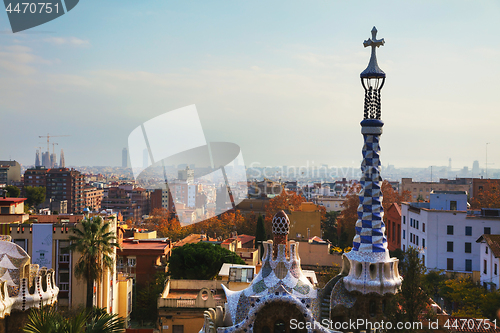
{"left": 477, "top": 236, "right": 500, "bottom": 290}
{"left": 401, "top": 201, "right": 500, "bottom": 273}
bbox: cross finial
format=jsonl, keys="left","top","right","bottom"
{"left": 360, "top": 26, "right": 385, "bottom": 78}
{"left": 363, "top": 26, "right": 384, "bottom": 50}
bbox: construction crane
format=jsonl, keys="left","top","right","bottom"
{"left": 38, "top": 133, "right": 69, "bottom": 153}
{"left": 51, "top": 143, "right": 58, "bottom": 154}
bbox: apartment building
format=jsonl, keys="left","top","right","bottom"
{"left": 401, "top": 191, "right": 500, "bottom": 275}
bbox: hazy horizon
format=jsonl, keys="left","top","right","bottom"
{"left": 1, "top": 1, "right": 499, "bottom": 170}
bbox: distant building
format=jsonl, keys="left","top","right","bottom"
{"left": 83, "top": 185, "right": 104, "bottom": 211}
{"left": 122, "top": 148, "right": 129, "bottom": 168}
{"left": 247, "top": 178, "right": 282, "bottom": 198}
{"left": 401, "top": 191, "right": 500, "bottom": 276}
{"left": 471, "top": 178, "right": 500, "bottom": 198}
{"left": 314, "top": 195, "right": 345, "bottom": 212}
{"left": 0, "top": 160, "right": 21, "bottom": 185}
{"left": 102, "top": 186, "right": 149, "bottom": 222}
{"left": 6, "top": 213, "right": 130, "bottom": 315}
{"left": 24, "top": 167, "right": 48, "bottom": 188}
{"left": 59, "top": 149, "right": 65, "bottom": 168}
{"left": 158, "top": 280, "right": 227, "bottom": 333}
{"left": 386, "top": 203, "right": 401, "bottom": 252}
{"left": 0, "top": 197, "right": 29, "bottom": 224}
{"left": 235, "top": 198, "right": 268, "bottom": 217}
{"left": 401, "top": 177, "right": 471, "bottom": 201}
{"left": 287, "top": 202, "right": 322, "bottom": 241}
{"left": 178, "top": 166, "right": 194, "bottom": 183}
{"left": 116, "top": 231, "right": 172, "bottom": 287}
{"left": 35, "top": 149, "right": 41, "bottom": 167}
{"left": 46, "top": 168, "right": 84, "bottom": 214}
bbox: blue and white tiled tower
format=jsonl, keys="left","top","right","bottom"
{"left": 343, "top": 27, "right": 402, "bottom": 295}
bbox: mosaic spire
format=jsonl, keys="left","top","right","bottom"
{"left": 343, "top": 27, "right": 402, "bottom": 295}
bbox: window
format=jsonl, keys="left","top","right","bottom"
{"left": 447, "top": 225, "right": 454, "bottom": 235}
{"left": 465, "top": 242, "right": 471, "bottom": 253}
{"left": 486, "top": 247, "right": 489, "bottom": 254}
{"left": 422, "top": 255, "right": 425, "bottom": 264}
{"left": 423, "top": 223, "right": 425, "bottom": 232}
{"left": 403, "top": 230, "right": 405, "bottom": 239}
{"left": 416, "top": 220, "right": 419, "bottom": 229}
{"left": 423, "top": 238, "right": 425, "bottom": 248}
{"left": 484, "top": 260, "right": 487, "bottom": 274}
{"left": 14, "top": 239, "right": 28, "bottom": 252}
{"left": 485, "top": 227, "right": 491, "bottom": 235}
{"left": 416, "top": 236, "right": 419, "bottom": 246}
{"left": 466, "top": 259, "right": 472, "bottom": 272}
{"left": 450, "top": 201, "right": 457, "bottom": 211}
{"left": 128, "top": 258, "right": 136, "bottom": 267}
{"left": 410, "top": 218, "right": 413, "bottom": 227}
{"left": 447, "top": 241, "right": 454, "bottom": 252}
{"left": 392, "top": 222, "right": 395, "bottom": 241}
{"left": 403, "top": 216, "right": 406, "bottom": 224}
{"left": 173, "top": 325, "right": 184, "bottom": 333}
{"left": 447, "top": 258, "right": 454, "bottom": 271}
{"left": 465, "top": 226, "right": 472, "bottom": 236}
{"left": 0, "top": 207, "right": 10, "bottom": 214}
{"left": 496, "top": 264, "right": 498, "bottom": 275}
{"left": 403, "top": 245, "right": 405, "bottom": 251}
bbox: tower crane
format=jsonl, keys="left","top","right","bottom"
{"left": 38, "top": 133, "right": 70, "bottom": 153}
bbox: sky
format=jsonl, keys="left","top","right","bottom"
{"left": 0, "top": 1, "right": 499, "bottom": 171}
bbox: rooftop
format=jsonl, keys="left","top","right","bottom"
{"left": 476, "top": 234, "right": 500, "bottom": 258}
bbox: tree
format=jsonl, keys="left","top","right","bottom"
{"left": 68, "top": 216, "right": 120, "bottom": 309}
{"left": 381, "top": 180, "right": 411, "bottom": 222}
{"left": 386, "top": 247, "right": 429, "bottom": 332}
{"left": 264, "top": 190, "right": 305, "bottom": 237}
{"left": 5, "top": 185, "right": 20, "bottom": 198}
{"left": 23, "top": 306, "right": 125, "bottom": 333}
{"left": 168, "top": 242, "right": 245, "bottom": 280}
{"left": 24, "top": 186, "right": 46, "bottom": 208}
{"left": 255, "top": 215, "right": 266, "bottom": 259}
{"left": 133, "top": 272, "right": 168, "bottom": 322}
{"left": 145, "top": 208, "right": 181, "bottom": 239}
{"left": 336, "top": 184, "right": 361, "bottom": 248}
{"left": 470, "top": 181, "right": 500, "bottom": 209}
{"left": 322, "top": 211, "right": 339, "bottom": 244}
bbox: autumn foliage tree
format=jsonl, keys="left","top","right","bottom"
{"left": 381, "top": 180, "right": 412, "bottom": 222}
{"left": 470, "top": 181, "right": 500, "bottom": 209}
{"left": 336, "top": 184, "right": 361, "bottom": 248}
{"left": 145, "top": 208, "right": 181, "bottom": 239}
{"left": 264, "top": 189, "right": 306, "bottom": 237}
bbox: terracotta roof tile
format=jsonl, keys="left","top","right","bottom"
{"left": 477, "top": 234, "right": 500, "bottom": 258}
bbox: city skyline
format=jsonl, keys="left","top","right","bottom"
{"left": 0, "top": 1, "right": 499, "bottom": 169}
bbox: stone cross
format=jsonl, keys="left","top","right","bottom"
{"left": 363, "top": 26, "right": 385, "bottom": 50}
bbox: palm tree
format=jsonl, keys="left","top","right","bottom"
{"left": 68, "top": 216, "right": 120, "bottom": 309}
{"left": 23, "top": 306, "right": 125, "bottom": 333}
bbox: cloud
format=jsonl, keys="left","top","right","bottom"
{"left": 44, "top": 37, "right": 90, "bottom": 47}
{"left": 0, "top": 45, "right": 45, "bottom": 75}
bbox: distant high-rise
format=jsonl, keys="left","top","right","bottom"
{"left": 473, "top": 160, "right": 480, "bottom": 176}
{"left": 122, "top": 148, "right": 129, "bottom": 168}
{"left": 59, "top": 149, "right": 65, "bottom": 168}
{"left": 35, "top": 150, "right": 41, "bottom": 167}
